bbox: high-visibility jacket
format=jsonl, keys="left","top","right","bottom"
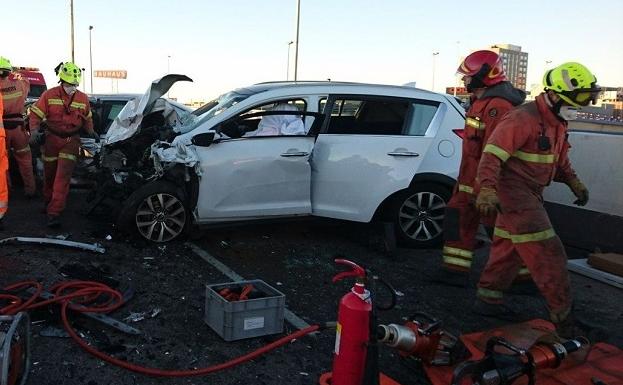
{"left": 0, "top": 91, "right": 8, "bottom": 219}
{"left": 0, "top": 73, "right": 29, "bottom": 128}
{"left": 478, "top": 93, "right": 577, "bottom": 198}
{"left": 29, "top": 85, "right": 93, "bottom": 136}
{"left": 455, "top": 81, "right": 526, "bottom": 198}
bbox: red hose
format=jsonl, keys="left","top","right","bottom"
{"left": 1, "top": 280, "right": 320, "bottom": 377}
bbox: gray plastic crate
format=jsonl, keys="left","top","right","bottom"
{"left": 204, "top": 279, "right": 285, "bottom": 341}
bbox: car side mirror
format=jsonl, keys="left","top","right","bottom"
{"left": 191, "top": 132, "right": 215, "bottom": 147}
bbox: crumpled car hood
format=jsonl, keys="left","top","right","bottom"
{"left": 104, "top": 74, "right": 193, "bottom": 145}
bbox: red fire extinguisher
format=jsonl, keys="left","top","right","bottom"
{"left": 329, "top": 258, "right": 372, "bottom": 385}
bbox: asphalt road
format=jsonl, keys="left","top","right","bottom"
{"left": 1, "top": 190, "right": 622, "bottom": 385}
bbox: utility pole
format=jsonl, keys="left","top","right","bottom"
{"left": 167, "top": 55, "right": 172, "bottom": 98}
{"left": 89, "top": 26, "right": 94, "bottom": 94}
{"left": 432, "top": 51, "right": 439, "bottom": 92}
{"left": 286, "top": 41, "right": 294, "bottom": 80}
{"left": 70, "top": 0, "right": 75, "bottom": 62}
{"left": 293, "top": 0, "right": 301, "bottom": 81}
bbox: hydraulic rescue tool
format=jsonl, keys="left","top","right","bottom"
{"left": 451, "top": 335, "right": 588, "bottom": 385}
{"left": 0, "top": 312, "right": 31, "bottom": 385}
{"left": 377, "top": 312, "right": 463, "bottom": 366}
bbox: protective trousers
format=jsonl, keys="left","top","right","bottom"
{"left": 442, "top": 183, "right": 530, "bottom": 279}
{"left": 42, "top": 134, "right": 79, "bottom": 217}
{"left": 5, "top": 127, "right": 35, "bottom": 195}
{"left": 0, "top": 129, "right": 8, "bottom": 220}
{"left": 442, "top": 184, "right": 486, "bottom": 272}
{"left": 477, "top": 189, "right": 571, "bottom": 322}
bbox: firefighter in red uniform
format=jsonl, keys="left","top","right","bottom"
{"left": 435, "top": 50, "right": 525, "bottom": 286}
{"left": 473, "top": 62, "right": 600, "bottom": 338}
{"left": 0, "top": 81, "right": 8, "bottom": 229}
{"left": 0, "top": 57, "right": 36, "bottom": 197}
{"left": 29, "top": 62, "right": 96, "bottom": 227}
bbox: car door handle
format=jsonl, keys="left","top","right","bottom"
{"left": 280, "top": 151, "right": 309, "bottom": 157}
{"left": 387, "top": 151, "right": 419, "bottom": 157}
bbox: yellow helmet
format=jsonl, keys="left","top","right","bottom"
{"left": 0, "top": 56, "right": 12, "bottom": 72}
{"left": 543, "top": 62, "right": 601, "bottom": 107}
{"left": 57, "top": 62, "right": 82, "bottom": 85}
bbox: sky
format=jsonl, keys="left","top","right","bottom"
{"left": 3, "top": 0, "right": 623, "bottom": 103}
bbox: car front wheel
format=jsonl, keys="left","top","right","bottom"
{"left": 389, "top": 183, "right": 451, "bottom": 248}
{"left": 119, "top": 181, "right": 188, "bottom": 243}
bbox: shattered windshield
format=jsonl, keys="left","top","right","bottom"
{"left": 183, "top": 91, "right": 250, "bottom": 132}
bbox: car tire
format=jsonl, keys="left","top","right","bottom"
{"left": 388, "top": 182, "right": 451, "bottom": 248}
{"left": 118, "top": 181, "right": 189, "bottom": 243}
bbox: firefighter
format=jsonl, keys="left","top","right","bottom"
{"left": 473, "top": 62, "right": 600, "bottom": 338}
{"left": 0, "top": 84, "right": 7, "bottom": 229}
{"left": 0, "top": 57, "right": 35, "bottom": 197}
{"left": 434, "top": 50, "right": 525, "bottom": 286}
{"left": 29, "top": 62, "right": 96, "bottom": 228}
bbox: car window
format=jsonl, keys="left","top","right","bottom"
{"left": 325, "top": 97, "right": 439, "bottom": 136}
{"left": 325, "top": 98, "right": 408, "bottom": 135}
{"left": 319, "top": 98, "right": 359, "bottom": 116}
{"left": 103, "top": 101, "right": 130, "bottom": 134}
{"left": 404, "top": 102, "right": 439, "bottom": 136}
{"left": 237, "top": 99, "right": 308, "bottom": 137}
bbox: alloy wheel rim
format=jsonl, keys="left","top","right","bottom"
{"left": 135, "top": 193, "right": 186, "bottom": 242}
{"left": 398, "top": 191, "right": 446, "bottom": 241}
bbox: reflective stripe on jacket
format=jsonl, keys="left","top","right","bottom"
{"left": 477, "top": 93, "right": 577, "bottom": 193}
{"left": 28, "top": 85, "right": 93, "bottom": 136}
{"left": 455, "top": 95, "right": 516, "bottom": 195}
{"left": 0, "top": 74, "right": 29, "bottom": 124}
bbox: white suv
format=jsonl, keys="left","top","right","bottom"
{"left": 99, "top": 76, "right": 465, "bottom": 247}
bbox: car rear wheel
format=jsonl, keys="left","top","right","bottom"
{"left": 389, "top": 183, "right": 451, "bottom": 248}
{"left": 119, "top": 181, "right": 188, "bottom": 243}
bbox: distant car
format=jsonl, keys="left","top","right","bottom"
{"left": 96, "top": 75, "right": 465, "bottom": 246}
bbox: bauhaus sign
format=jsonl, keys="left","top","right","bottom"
{"left": 94, "top": 70, "right": 127, "bottom": 79}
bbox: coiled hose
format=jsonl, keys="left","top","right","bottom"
{"left": 0, "top": 280, "right": 319, "bottom": 377}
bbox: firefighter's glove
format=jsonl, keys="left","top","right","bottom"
{"left": 29, "top": 129, "right": 45, "bottom": 146}
{"left": 475, "top": 187, "right": 500, "bottom": 217}
{"left": 568, "top": 178, "right": 589, "bottom": 206}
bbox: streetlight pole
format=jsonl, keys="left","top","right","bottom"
{"left": 166, "top": 55, "right": 172, "bottom": 98}
{"left": 70, "top": 0, "right": 75, "bottom": 62}
{"left": 286, "top": 41, "right": 294, "bottom": 80}
{"left": 432, "top": 51, "right": 439, "bottom": 92}
{"left": 286, "top": 41, "right": 294, "bottom": 81}
{"left": 89, "top": 26, "right": 94, "bottom": 94}
{"left": 293, "top": 0, "right": 301, "bottom": 81}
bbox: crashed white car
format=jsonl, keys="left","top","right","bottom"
{"left": 95, "top": 75, "right": 464, "bottom": 246}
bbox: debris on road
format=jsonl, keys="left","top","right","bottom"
{"left": 0, "top": 236, "right": 106, "bottom": 253}
{"left": 40, "top": 326, "right": 70, "bottom": 338}
{"left": 46, "top": 233, "right": 71, "bottom": 240}
{"left": 123, "top": 308, "right": 162, "bottom": 323}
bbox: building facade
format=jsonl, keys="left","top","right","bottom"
{"left": 490, "top": 44, "right": 529, "bottom": 91}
